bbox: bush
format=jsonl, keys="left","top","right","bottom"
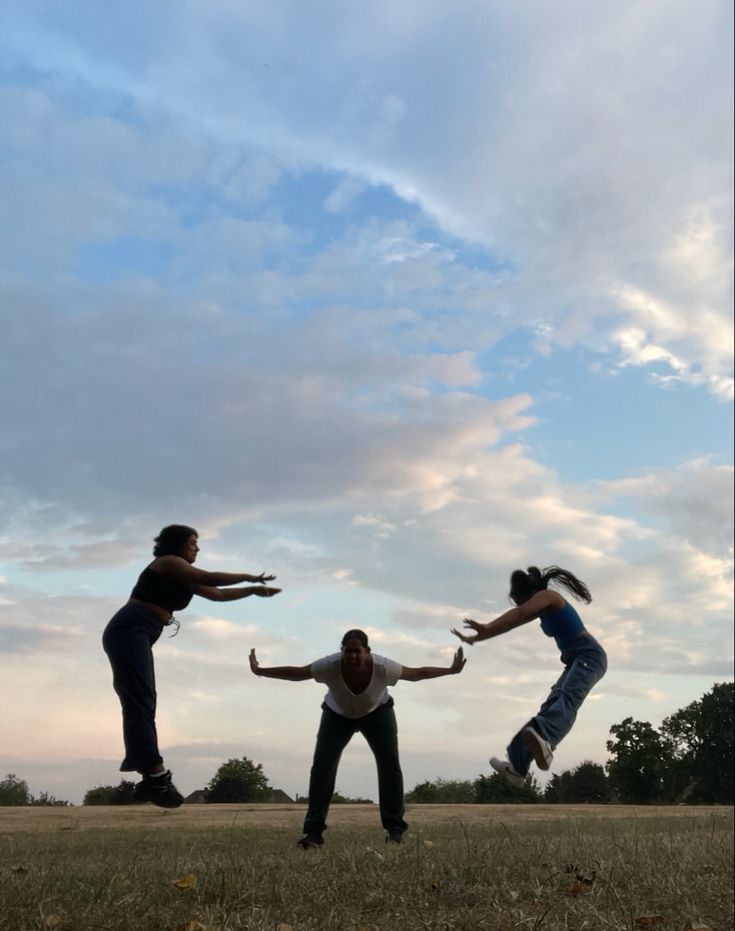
{"left": 83, "top": 781, "right": 137, "bottom": 805}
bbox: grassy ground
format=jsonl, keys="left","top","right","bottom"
{"left": 0, "top": 804, "right": 731, "bottom": 930}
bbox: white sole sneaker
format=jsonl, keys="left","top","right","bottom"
{"left": 522, "top": 726, "right": 553, "bottom": 771}
{"left": 489, "top": 756, "right": 525, "bottom": 788}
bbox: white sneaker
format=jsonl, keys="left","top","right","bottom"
{"left": 490, "top": 757, "right": 525, "bottom": 788}
{"left": 522, "top": 726, "right": 553, "bottom": 771}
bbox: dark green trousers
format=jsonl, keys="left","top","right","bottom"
{"left": 303, "top": 699, "right": 408, "bottom": 836}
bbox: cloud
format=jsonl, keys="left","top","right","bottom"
{"left": 4, "top": 1, "right": 731, "bottom": 393}
{"left": 596, "top": 459, "right": 735, "bottom": 558}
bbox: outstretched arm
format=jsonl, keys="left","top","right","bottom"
{"left": 399, "top": 647, "right": 466, "bottom": 682}
{"left": 451, "top": 590, "right": 563, "bottom": 645}
{"left": 153, "top": 555, "right": 277, "bottom": 588}
{"left": 249, "top": 648, "right": 313, "bottom": 681}
{"left": 194, "top": 585, "right": 281, "bottom": 602}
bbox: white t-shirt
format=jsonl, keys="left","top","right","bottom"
{"left": 310, "top": 653, "right": 403, "bottom": 719}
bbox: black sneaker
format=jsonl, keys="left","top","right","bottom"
{"left": 296, "top": 832, "right": 324, "bottom": 849}
{"left": 134, "top": 771, "right": 184, "bottom": 809}
{"left": 386, "top": 830, "right": 403, "bottom": 845}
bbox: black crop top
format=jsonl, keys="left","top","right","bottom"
{"left": 130, "top": 565, "right": 194, "bottom": 613}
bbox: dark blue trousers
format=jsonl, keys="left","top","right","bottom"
{"left": 102, "top": 604, "right": 165, "bottom": 775}
{"left": 303, "top": 699, "right": 408, "bottom": 836}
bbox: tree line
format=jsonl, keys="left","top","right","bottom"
{"left": 2, "top": 681, "right": 730, "bottom": 807}
{"left": 0, "top": 775, "right": 69, "bottom": 806}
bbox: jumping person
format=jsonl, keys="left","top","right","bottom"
{"left": 103, "top": 524, "right": 280, "bottom": 808}
{"left": 451, "top": 565, "right": 606, "bottom": 786}
{"left": 249, "top": 630, "right": 466, "bottom": 848}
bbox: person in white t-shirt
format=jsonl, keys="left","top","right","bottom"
{"left": 249, "top": 628, "right": 465, "bottom": 848}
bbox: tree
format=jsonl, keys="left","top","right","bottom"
{"left": 83, "top": 781, "right": 137, "bottom": 805}
{"left": 30, "top": 792, "right": 70, "bottom": 807}
{"left": 473, "top": 772, "right": 540, "bottom": 804}
{"left": 661, "top": 681, "right": 734, "bottom": 804}
{"left": 331, "top": 792, "right": 374, "bottom": 804}
{"left": 571, "top": 761, "right": 610, "bottom": 802}
{"left": 206, "top": 757, "right": 271, "bottom": 803}
{"left": 545, "top": 762, "right": 611, "bottom": 803}
{"left": 606, "top": 718, "right": 670, "bottom": 803}
{"left": 0, "top": 774, "right": 31, "bottom": 806}
{"left": 406, "top": 778, "right": 476, "bottom": 803}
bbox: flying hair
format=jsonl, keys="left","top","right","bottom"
{"left": 510, "top": 565, "right": 592, "bottom": 604}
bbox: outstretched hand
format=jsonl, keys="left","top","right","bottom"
{"left": 251, "top": 586, "right": 281, "bottom": 597}
{"left": 255, "top": 572, "right": 276, "bottom": 583}
{"left": 249, "top": 648, "right": 261, "bottom": 675}
{"left": 450, "top": 617, "right": 485, "bottom": 645}
{"left": 450, "top": 646, "right": 466, "bottom": 673}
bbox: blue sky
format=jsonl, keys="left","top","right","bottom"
{"left": 0, "top": 0, "right": 732, "bottom": 805}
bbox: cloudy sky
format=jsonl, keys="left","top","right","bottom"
{"left": 1, "top": 1, "right": 732, "bottom": 806}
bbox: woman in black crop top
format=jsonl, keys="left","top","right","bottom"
{"left": 102, "top": 524, "right": 280, "bottom": 808}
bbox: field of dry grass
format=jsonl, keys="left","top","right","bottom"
{"left": 0, "top": 804, "right": 731, "bottom": 930}
{"left": 0, "top": 802, "right": 724, "bottom": 833}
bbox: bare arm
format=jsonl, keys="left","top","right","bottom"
{"left": 451, "top": 591, "right": 564, "bottom": 645}
{"left": 399, "top": 647, "right": 466, "bottom": 682}
{"left": 249, "top": 648, "right": 313, "bottom": 681}
{"left": 193, "top": 585, "right": 281, "bottom": 602}
{"left": 152, "top": 555, "right": 276, "bottom": 587}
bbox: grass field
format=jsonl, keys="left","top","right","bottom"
{"left": 0, "top": 804, "right": 731, "bottom": 931}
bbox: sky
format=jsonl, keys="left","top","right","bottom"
{"left": 0, "top": 1, "right": 732, "bottom": 806}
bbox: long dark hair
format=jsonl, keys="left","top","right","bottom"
{"left": 153, "top": 525, "right": 198, "bottom": 557}
{"left": 509, "top": 565, "right": 592, "bottom": 605}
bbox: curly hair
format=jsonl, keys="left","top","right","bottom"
{"left": 152, "top": 525, "right": 198, "bottom": 557}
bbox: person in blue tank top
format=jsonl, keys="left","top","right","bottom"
{"left": 102, "top": 524, "right": 281, "bottom": 807}
{"left": 451, "top": 565, "right": 607, "bottom": 787}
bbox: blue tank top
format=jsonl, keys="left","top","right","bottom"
{"left": 540, "top": 601, "right": 585, "bottom": 652}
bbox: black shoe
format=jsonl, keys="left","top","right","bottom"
{"left": 296, "top": 832, "right": 324, "bottom": 849}
{"left": 386, "top": 831, "right": 403, "bottom": 845}
{"left": 134, "top": 771, "right": 184, "bottom": 809}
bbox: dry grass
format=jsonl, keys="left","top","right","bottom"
{"left": 0, "top": 805, "right": 731, "bottom": 930}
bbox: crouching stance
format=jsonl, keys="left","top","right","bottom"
{"left": 250, "top": 630, "right": 465, "bottom": 848}
{"left": 452, "top": 565, "right": 607, "bottom": 787}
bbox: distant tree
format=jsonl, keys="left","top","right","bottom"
{"left": 406, "top": 778, "right": 476, "bottom": 804}
{"left": 30, "top": 792, "right": 70, "bottom": 807}
{"left": 0, "top": 774, "right": 31, "bottom": 806}
{"left": 571, "top": 761, "right": 610, "bottom": 802}
{"left": 405, "top": 780, "right": 440, "bottom": 803}
{"left": 473, "top": 772, "right": 540, "bottom": 804}
{"left": 545, "top": 761, "right": 610, "bottom": 803}
{"left": 661, "top": 681, "right": 734, "bottom": 804}
{"left": 83, "top": 781, "right": 136, "bottom": 805}
{"left": 0, "top": 774, "right": 70, "bottom": 806}
{"left": 331, "top": 792, "right": 374, "bottom": 804}
{"left": 544, "top": 770, "right": 572, "bottom": 803}
{"left": 207, "top": 757, "right": 271, "bottom": 803}
{"left": 606, "top": 718, "right": 669, "bottom": 803}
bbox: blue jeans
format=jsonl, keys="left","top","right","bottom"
{"left": 507, "top": 634, "right": 607, "bottom": 777}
